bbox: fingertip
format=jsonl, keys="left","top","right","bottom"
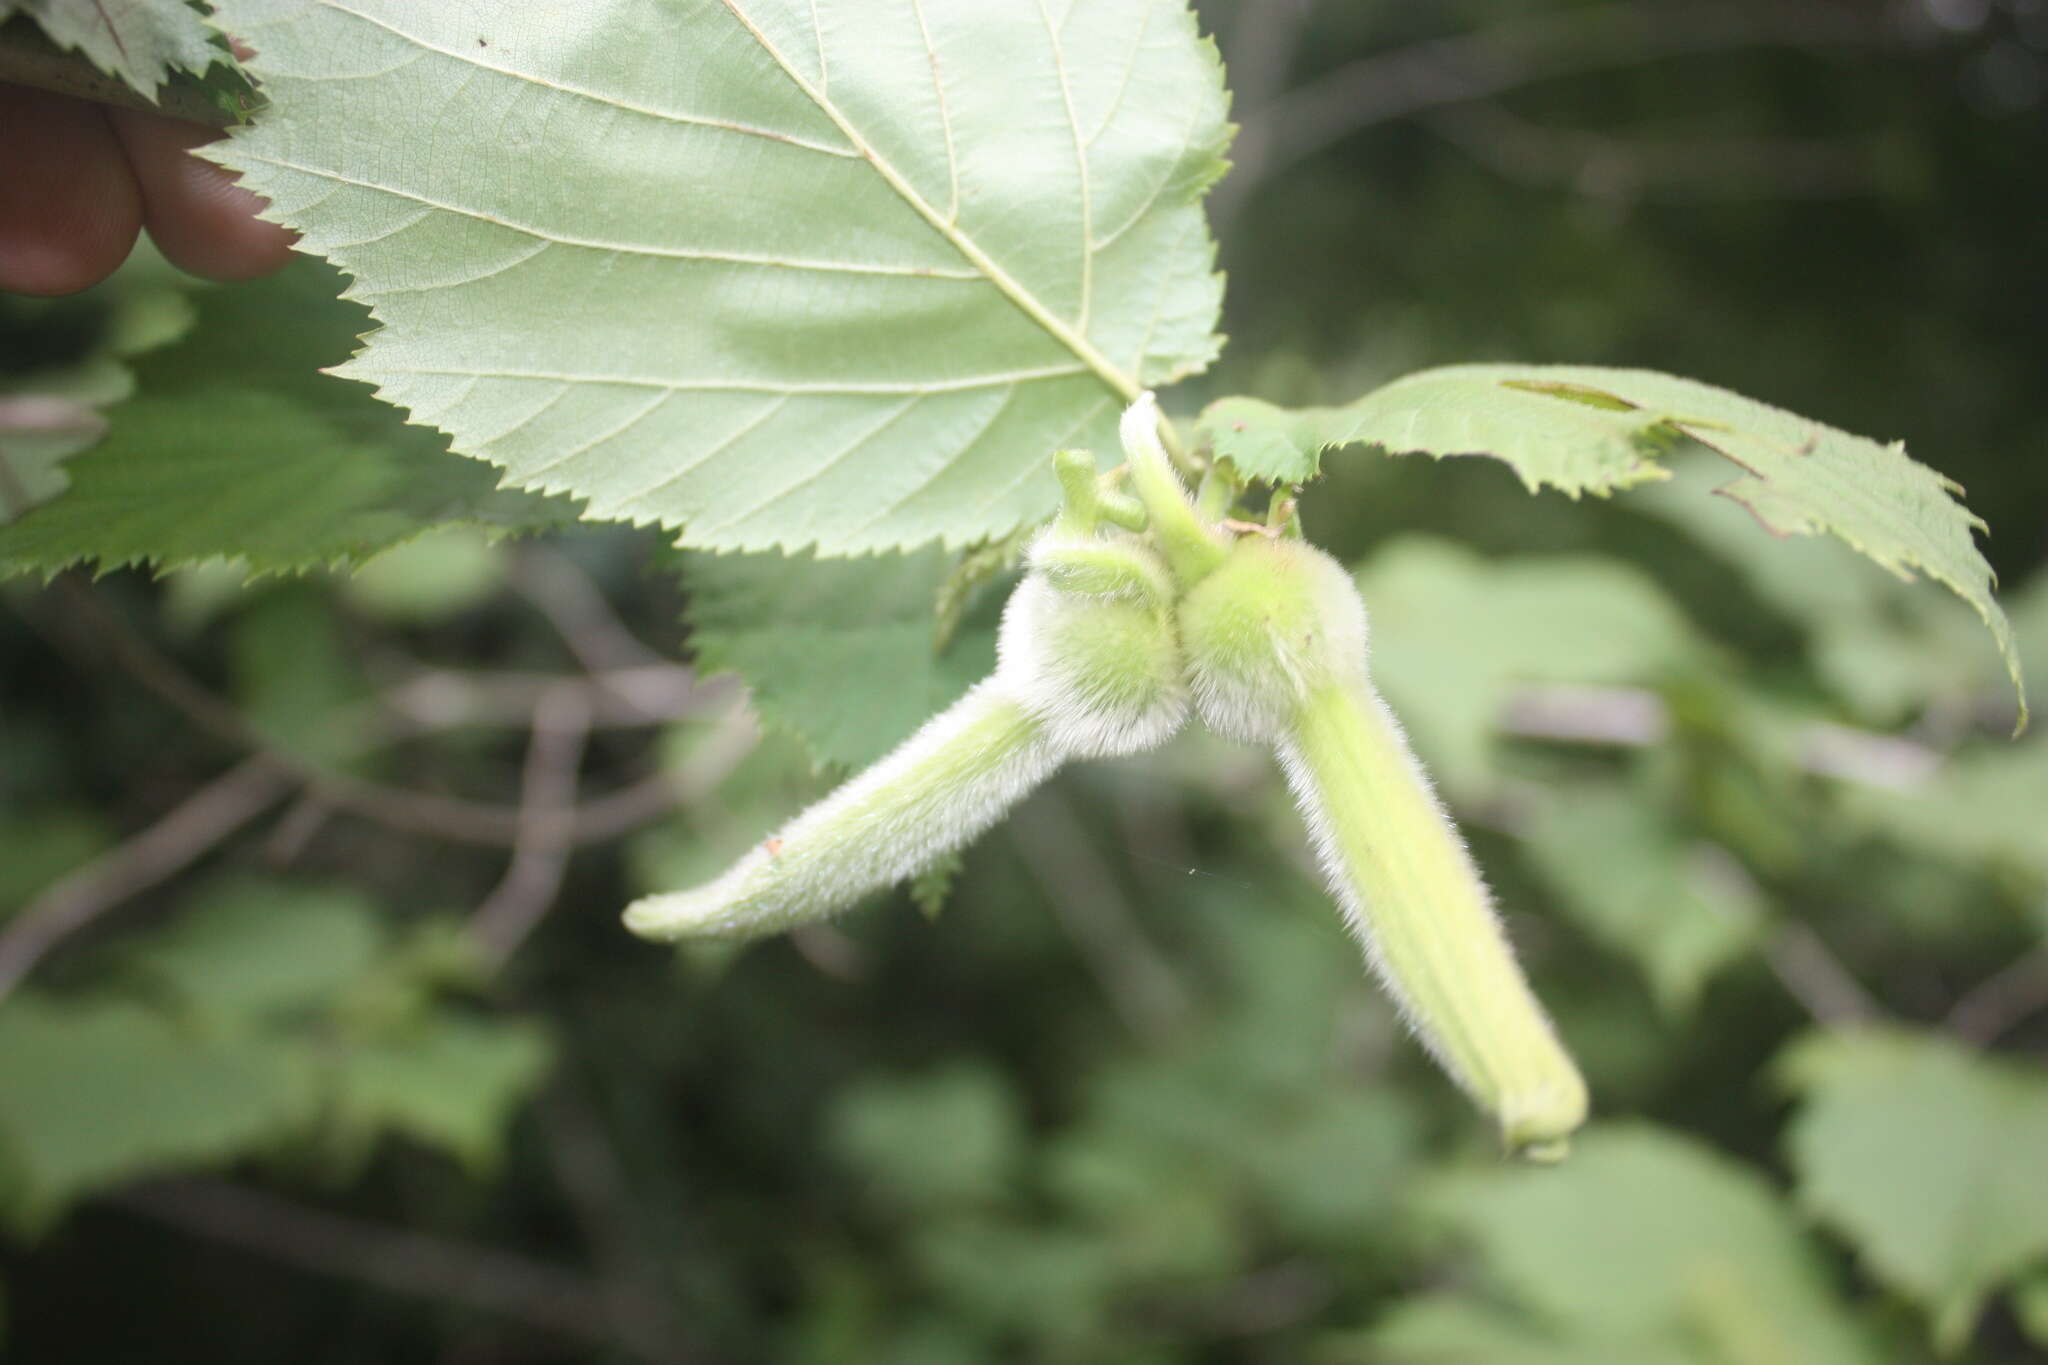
{"left": 108, "top": 109, "right": 298, "bottom": 283}
{"left": 0, "top": 87, "right": 144, "bottom": 297}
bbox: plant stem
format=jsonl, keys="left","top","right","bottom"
{"left": 1119, "top": 394, "right": 1227, "bottom": 584}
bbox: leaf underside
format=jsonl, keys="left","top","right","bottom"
{"left": 1201, "top": 365, "right": 2025, "bottom": 720}
{"left": 208, "top": 0, "right": 1230, "bottom": 554}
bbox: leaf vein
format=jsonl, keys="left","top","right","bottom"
{"left": 620, "top": 395, "right": 794, "bottom": 507}
{"left": 716, "top": 0, "right": 1138, "bottom": 405}
{"left": 361, "top": 364, "right": 1094, "bottom": 396}
{"left": 308, "top": 0, "right": 861, "bottom": 159}
{"left": 522, "top": 389, "right": 675, "bottom": 478}
{"left": 908, "top": 0, "right": 961, "bottom": 226}
{"left": 1036, "top": 0, "right": 1093, "bottom": 330}
{"left": 234, "top": 154, "right": 981, "bottom": 279}
{"left": 694, "top": 394, "right": 930, "bottom": 536}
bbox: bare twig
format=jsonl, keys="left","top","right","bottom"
{"left": 470, "top": 685, "right": 594, "bottom": 967}
{"left": 1222, "top": 0, "right": 1318, "bottom": 126}
{"left": 1008, "top": 790, "right": 1193, "bottom": 1044}
{"left": 0, "top": 758, "right": 293, "bottom": 1001}
{"left": 1498, "top": 683, "right": 1671, "bottom": 746}
{"left": 1945, "top": 940, "right": 2048, "bottom": 1044}
{"left": 261, "top": 793, "right": 333, "bottom": 868}
{"left": 113, "top": 1179, "right": 701, "bottom": 1364}
{"left": 511, "top": 547, "right": 671, "bottom": 674}
{"left": 1217, "top": 1, "right": 1887, "bottom": 226}
{"left": 47, "top": 577, "right": 689, "bottom": 848}
{"left": 555, "top": 699, "right": 761, "bottom": 845}
{"left": 376, "top": 664, "right": 723, "bottom": 735}
{"left": 1766, "top": 922, "right": 1884, "bottom": 1026}
{"left": 1499, "top": 683, "right": 1943, "bottom": 792}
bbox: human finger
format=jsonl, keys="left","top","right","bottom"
{"left": 0, "top": 85, "right": 144, "bottom": 296}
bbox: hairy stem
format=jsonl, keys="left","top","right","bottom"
{"left": 1279, "top": 678, "right": 1587, "bottom": 1159}
{"left": 625, "top": 685, "right": 1057, "bottom": 940}
{"left": 1119, "top": 393, "right": 1228, "bottom": 584}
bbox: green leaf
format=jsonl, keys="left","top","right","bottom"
{"left": 908, "top": 848, "right": 965, "bottom": 922}
{"left": 1, "top": 0, "right": 223, "bottom": 96}
{"left": 907, "top": 1218, "right": 1114, "bottom": 1343}
{"left": 228, "top": 585, "right": 367, "bottom": 767}
{"left": 207, "top": 0, "right": 1230, "bottom": 552}
{"left": 682, "top": 547, "right": 1003, "bottom": 769}
{"left": 2015, "top": 1271, "right": 2048, "bottom": 1351}
{"left": 0, "top": 398, "right": 105, "bottom": 524}
{"left": 1331, "top": 1296, "right": 1707, "bottom": 1365}
{"left": 1205, "top": 367, "right": 2022, "bottom": 718}
{"left": 0, "top": 251, "right": 198, "bottom": 522}
{"left": 1237, "top": 1089, "right": 1420, "bottom": 1244}
{"left": 1421, "top": 1123, "right": 1880, "bottom": 1365}
{"left": 340, "top": 526, "right": 507, "bottom": 624}
{"left": 1778, "top": 1027, "right": 2048, "bottom": 1350}
{"left": 829, "top": 1063, "right": 1023, "bottom": 1212}
{"left": 125, "top": 881, "right": 387, "bottom": 1024}
{"left": 1523, "top": 787, "right": 1767, "bottom": 1015}
{"left": 1629, "top": 457, "right": 2019, "bottom": 727}
{"left": 1847, "top": 734, "right": 2048, "bottom": 883}
{"left": 0, "top": 808, "right": 110, "bottom": 914}
{"left": 334, "top": 1012, "right": 552, "bottom": 1170}
{"left": 0, "top": 993, "right": 314, "bottom": 1235}
{"left": 1353, "top": 536, "right": 1701, "bottom": 797}
{"left": 0, "top": 261, "right": 578, "bottom": 578}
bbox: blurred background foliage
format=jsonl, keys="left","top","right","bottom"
{"left": 3, "top": 0, "right": 2048, "bottom": 1361}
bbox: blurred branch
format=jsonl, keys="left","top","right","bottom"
{"left": 375, "top": 664, "right": 729, "bottom": 734}
{"left": 470, "top": 684, "right": 594, "bottom": 968}
{"left": 1766, "top": 922, "right": 1884, "bottom": 1026}
{"left": 43, "top": 576, "right": 692, "bottom": 849}
{"left": 0, "top": 758, "right": 292, "bottom": 1002}
{"left": 1422, "top": 101, "right": 1884, "bottom": 203}
{"left": 261, "top": 793, "right": 334, "bottom": 868}
{"left": 1217, "top": 1, "right": 1888, "bottom": 228}
{"left": 1009, "top": 789, "right": 1193, "bottom": 1044}
{"left": 1498, "top": 683, "right": 1670, "bottom": 746}
{"left": 1945, "top": 940, "right": 2048, "bottom": 1044}
{"left": 1221, "top": 0, "right": 1318, "bottom": 125}
{"left": 1506, "top": 694, "right": 1901, "bottom": 1026}
{"left": 510, "top": 546, "right": 672, "bottom": 674}
{"left": 1500, "top": 683, "right": 1943, "bottom": 792}
{"left": 114, "top": 1179, "right": 704, "bottom": 1365}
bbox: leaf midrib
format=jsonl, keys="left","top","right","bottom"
{"left": 717, "top": 0, "right": 1141, "bottom": 408}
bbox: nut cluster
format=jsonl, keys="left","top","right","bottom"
{"left": 626, "top": 394, "right": 1588, "bottom": 1160}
